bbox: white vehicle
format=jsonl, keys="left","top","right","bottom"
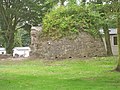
{"left": 13, "top": 47, "right": 31, "bottom": 58}
{"left": 0, "top": 48, "right": 6, "bottom": 54}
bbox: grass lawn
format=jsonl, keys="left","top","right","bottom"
{"left": 0, "top": 57, "right": 120, "bottom": 90}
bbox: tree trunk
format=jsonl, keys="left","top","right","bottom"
{"left": 103, "top": 24, "right": 113, "bottom": 56}
{"left": 6, "top": 28, "right": 15, "bottom": 54}
{"left": 116, "top": 17, "right": 120, "bottom": 71}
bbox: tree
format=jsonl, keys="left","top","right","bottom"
{"left": 0, "top": 0, "right": 50, "bottom": 53}
{"left": 103, "top": 24, "right": 113, "bottom": 56}
{"left": 99, "top": 1, "right": 113, "bottom": 56}
{"left": 103, "top": 0, "right": 120, "bottom": 71}
{"left": 89, "top": 0, "right": 113, "bottom": 56}
{"left": 113, "top": 0, "right": 120, "bottom": 71}
{"left": 116, "top": 15, "right": 120, "bottom": 71}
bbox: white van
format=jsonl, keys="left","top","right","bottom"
{"left": 13, "top": 47, "right": 31, "bottom": 58}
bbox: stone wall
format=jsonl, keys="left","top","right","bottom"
{"left": 31, "top": 28, "right": 106, "bottom": 60}
{"left": 31, "top": 26, "right": 42, "bottom": 52}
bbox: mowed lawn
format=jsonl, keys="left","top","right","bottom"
{"left": 0, "top": 57, "right": 120, "bottom": 90}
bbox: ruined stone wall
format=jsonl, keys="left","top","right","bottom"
{"left": 31, "top": 26, "right": 42, "bottom": 52}
{"left": 31, "top": 29, "right": 106, "bottom": 59}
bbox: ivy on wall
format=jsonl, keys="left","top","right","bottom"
{"left": 42, "top": 5, "right": 101, "bottom": 39}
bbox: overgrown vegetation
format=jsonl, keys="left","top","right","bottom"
{"left": 0, "top": 57, "right": 120, "bottom": 90}
{"left": 43, "top": 5, "right": 101, "bottom": 39}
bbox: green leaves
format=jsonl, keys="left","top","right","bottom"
{"left": 43, "top": 5, "right": 101, "bottom": 39}
{"left": 0, "top": 0, "right": 51, "bottom": 53}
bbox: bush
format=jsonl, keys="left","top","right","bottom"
{"left": 42, "top": 5, "right": 101, "bottom": 39}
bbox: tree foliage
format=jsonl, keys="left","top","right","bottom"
{"left": 43, "top": 5, "right": 101, "bottom": 39}
{"left": 97, "top": 0, "right": 120, "bottom": 71}
{"left": 0, "top": 0, "right": 52, "bottom": 53}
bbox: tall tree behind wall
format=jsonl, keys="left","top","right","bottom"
{"left": 114, "top": 0, "right": 120, "bottom": 71}
{"left": 90, "top": 0, "right": 113, "bottom": 56}
{"left": 100, "top": 0, "right": 113, "bottom": 56}
{"left": 103, "top": 24, "right": 113, "bottom": 56}
{"left": 103, "top": 0, "right": 120, "bottom": 71}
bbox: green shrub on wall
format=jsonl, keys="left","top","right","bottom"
{"left": 43, "top": 5, "right": 101, "bottom": 39}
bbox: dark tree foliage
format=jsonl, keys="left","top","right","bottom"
{"left": 0, "top": 0, "right": 53, "bottom": 53}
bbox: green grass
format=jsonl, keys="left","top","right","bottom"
{"left": 0, "top": 57, "right": 120, "bottom": 90}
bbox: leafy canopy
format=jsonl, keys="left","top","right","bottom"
{"left": 43, "top": 5, "right": 101, "bottom": 39}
